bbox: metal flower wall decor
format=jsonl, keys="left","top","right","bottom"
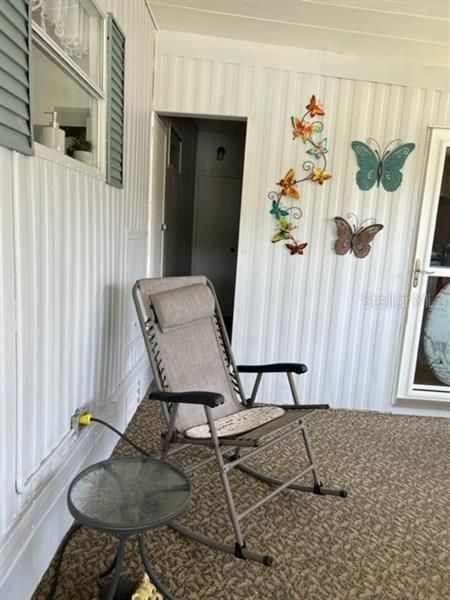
{"left": 269, "top": 95, "right": 332, "bottom": 255}
{"left": 269, "top": 171, "right": 307, "bottom": 255}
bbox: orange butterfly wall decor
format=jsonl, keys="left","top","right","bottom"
{"left": 277, "top": 169, "right": 300, "bottom": 199}
{"left": 306, "top": 94, "right": 325, "bottom": 117}
{"left": 286, "top": 241, "right": 308, "bottom": 255}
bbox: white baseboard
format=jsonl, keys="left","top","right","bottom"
{"left": 0, "top": 361, "right": 151, "bottom": 600}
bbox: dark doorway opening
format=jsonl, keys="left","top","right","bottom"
{"left": 160, "top": 116, "right": 247, "bottom": 336}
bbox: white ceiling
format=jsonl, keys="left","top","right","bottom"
{"left": 149, "top": 0, "right": 450, "bottom": 67}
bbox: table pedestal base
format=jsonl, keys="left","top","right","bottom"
{"left": 99, "top": 534, "right": 176, "bottom": 600}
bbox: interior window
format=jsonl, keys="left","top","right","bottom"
{"left": 31, "top": 0, "right": 103, "bottom": 86}
{"left": 31, "top": 0, "right": 104, "bottom": 167}
{"left": 32, "top": 44, "right": 98, "bottom": 166}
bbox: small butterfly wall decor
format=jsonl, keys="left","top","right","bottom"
{"left": 270, "top": 198, "right": 289, "bottom": 220}
{"left": 334, "top": 214, "right": 384, "bottom": 259}
{"left": 286, "top": 241, "right": 308, "bottom": 255}
{"left": 272, "top": 215, "right": 296, "bottom": 242}
{"left": 277, "top": 168, "right": 300, "bottom": 199}
{"left": 307, "top": 138, "right": 328, "bottom": 159}
{"left": 305, "top": 94, "right": 325, "bottom": 117}
{"left": 267, "top": 184, "right": 308, "bottom": 255}
{"left": 291, "top": 117, "right": 319, "bottom": 142}
{"left": 351, "top": 138, "right": 415, "bottom": 192}
{"left": 290, "top": 95, "right": 331, "bottom": 187}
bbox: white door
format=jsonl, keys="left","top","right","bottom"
{"left": 192, "top": 176, "right": 242, "bottom": 317}
{"left": 148, "top": 114, "right": 167, "bottom": 277}
{"left": 397, "top": 128, "right": 450, "bottom": 403}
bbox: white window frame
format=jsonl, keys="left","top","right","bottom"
{"left": 31, "top": 0, "right": 107, "bottom": 174}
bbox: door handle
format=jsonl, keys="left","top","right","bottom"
{"left": 412, "top": 258, "right": 435, "bottom": 288}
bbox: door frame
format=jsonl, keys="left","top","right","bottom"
{"left": 148, "top": 113, "right": 168, "bottom": 277}
{"left": 150, "top": 112, "right": 247, "bottom": 313}
{"left": 396, "top": 127, "right": 450, "bottom": 404}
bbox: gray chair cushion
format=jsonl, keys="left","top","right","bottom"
{"left": 151, "top": 283, "right": 215, "bottom": 331}
{"left": 185, "top": 406, "right": 286, "bottom": 439}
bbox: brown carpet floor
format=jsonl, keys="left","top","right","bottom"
{"left": 33, "top": 401, "right": 449, "bottom": 600}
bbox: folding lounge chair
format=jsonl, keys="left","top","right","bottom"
{"left": 133, "top": 276, "right": 347, "bottom": 565}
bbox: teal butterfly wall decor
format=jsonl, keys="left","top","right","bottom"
{"left": 270, "top": 198, "right": 289, "bottom": 220}
{"left": 351, "top": 138, "right": 415, "bottom": 192}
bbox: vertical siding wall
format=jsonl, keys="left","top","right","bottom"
{"left": 0, "top": 147, "right": 16, "bottom": 539}
{"left": 0, "top": 0, "right": 154, "bottom": 589}
{"left": 155, "top": 32, "right": 450, "bottom": 414}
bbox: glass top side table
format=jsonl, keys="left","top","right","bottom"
{"left": 68, "top": 456, "right": 191, "bottom": 600}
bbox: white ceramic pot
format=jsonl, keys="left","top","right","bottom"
{"left": 73, "top": 150, "right": 93, "bottom": 166}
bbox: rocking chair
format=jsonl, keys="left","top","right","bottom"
{"left": 133, "top": 276, "right": 347, "bottom": 565}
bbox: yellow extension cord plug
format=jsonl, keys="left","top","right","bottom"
{"left": 78, "top": 412, "right": 93, "bottom": 426}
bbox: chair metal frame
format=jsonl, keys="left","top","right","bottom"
{"left": 133, "top": 277, "right": 347, "bottom": 566}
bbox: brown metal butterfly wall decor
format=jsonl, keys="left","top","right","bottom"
{"left": 334, "top": 213, "right": 384, "bottom": 259}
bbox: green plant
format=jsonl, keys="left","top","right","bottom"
{"left": 70, "top": 137, "right": 93, "bottom": 152}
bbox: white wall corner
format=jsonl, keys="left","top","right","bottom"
{"left": 0, "top": 361, "right": 151, "bottom": 600}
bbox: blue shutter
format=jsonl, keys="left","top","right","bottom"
{"left": 0, "top": 0, "right": 33, "bottom": 155}
{"left": 106, "top": 13, "right": 125, "bottom": 188}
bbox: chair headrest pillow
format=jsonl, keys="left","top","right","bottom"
{"left": 150, "top": 283, "right": 215, "bottom": 331}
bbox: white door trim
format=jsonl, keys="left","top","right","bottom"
{"left": 148, "top": 113, "right": 167, "bottom": 277}
{"left": 396, "top": 128, "right": 450, "bottom": 403}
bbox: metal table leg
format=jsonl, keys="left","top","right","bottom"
{"left": 99, "top": 549, "right": 118, "bottom": 579}
{"left": 138, "top": 534, "right": 177, "bottom": 600}
{"left": 105, "top": 537, "right": 126, "bottom": 600}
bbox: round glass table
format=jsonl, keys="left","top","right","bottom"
{"left": 68, "top": 456, "right": 191, "bottom": 600}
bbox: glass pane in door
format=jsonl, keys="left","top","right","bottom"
{"left": 430, "top": 150, "right": 450, "bottom": 267}
{"left": 413, "top": 277, "right": 450, "bottom": 388}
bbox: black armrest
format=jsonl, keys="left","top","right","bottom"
{"left": 237, "top": 363, "right": 307, "bottom": 375}
{"left": 149, "top": 391, "right": 224, "bottom": 408}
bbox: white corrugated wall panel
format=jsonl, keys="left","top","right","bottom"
{"left": 13, "top": 157, "right": 123, "bottom": 487}
{"left": 154, "top": 35, "right": 450, "bottom": 413}
{"left": 0, "top": 147, "right": 16, "bottom": 538}
{"left": 0, "top": 0, "right": 154, "bottom": 550}
{"left": 121, "top": 2, "right": 154, "bottom": 232}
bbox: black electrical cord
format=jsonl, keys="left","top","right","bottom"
{"left": 46, "top": 523, "right": 82, "bottom": 600}
{"left": 90, "top": 416, "right": 151, "bottom": 457}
